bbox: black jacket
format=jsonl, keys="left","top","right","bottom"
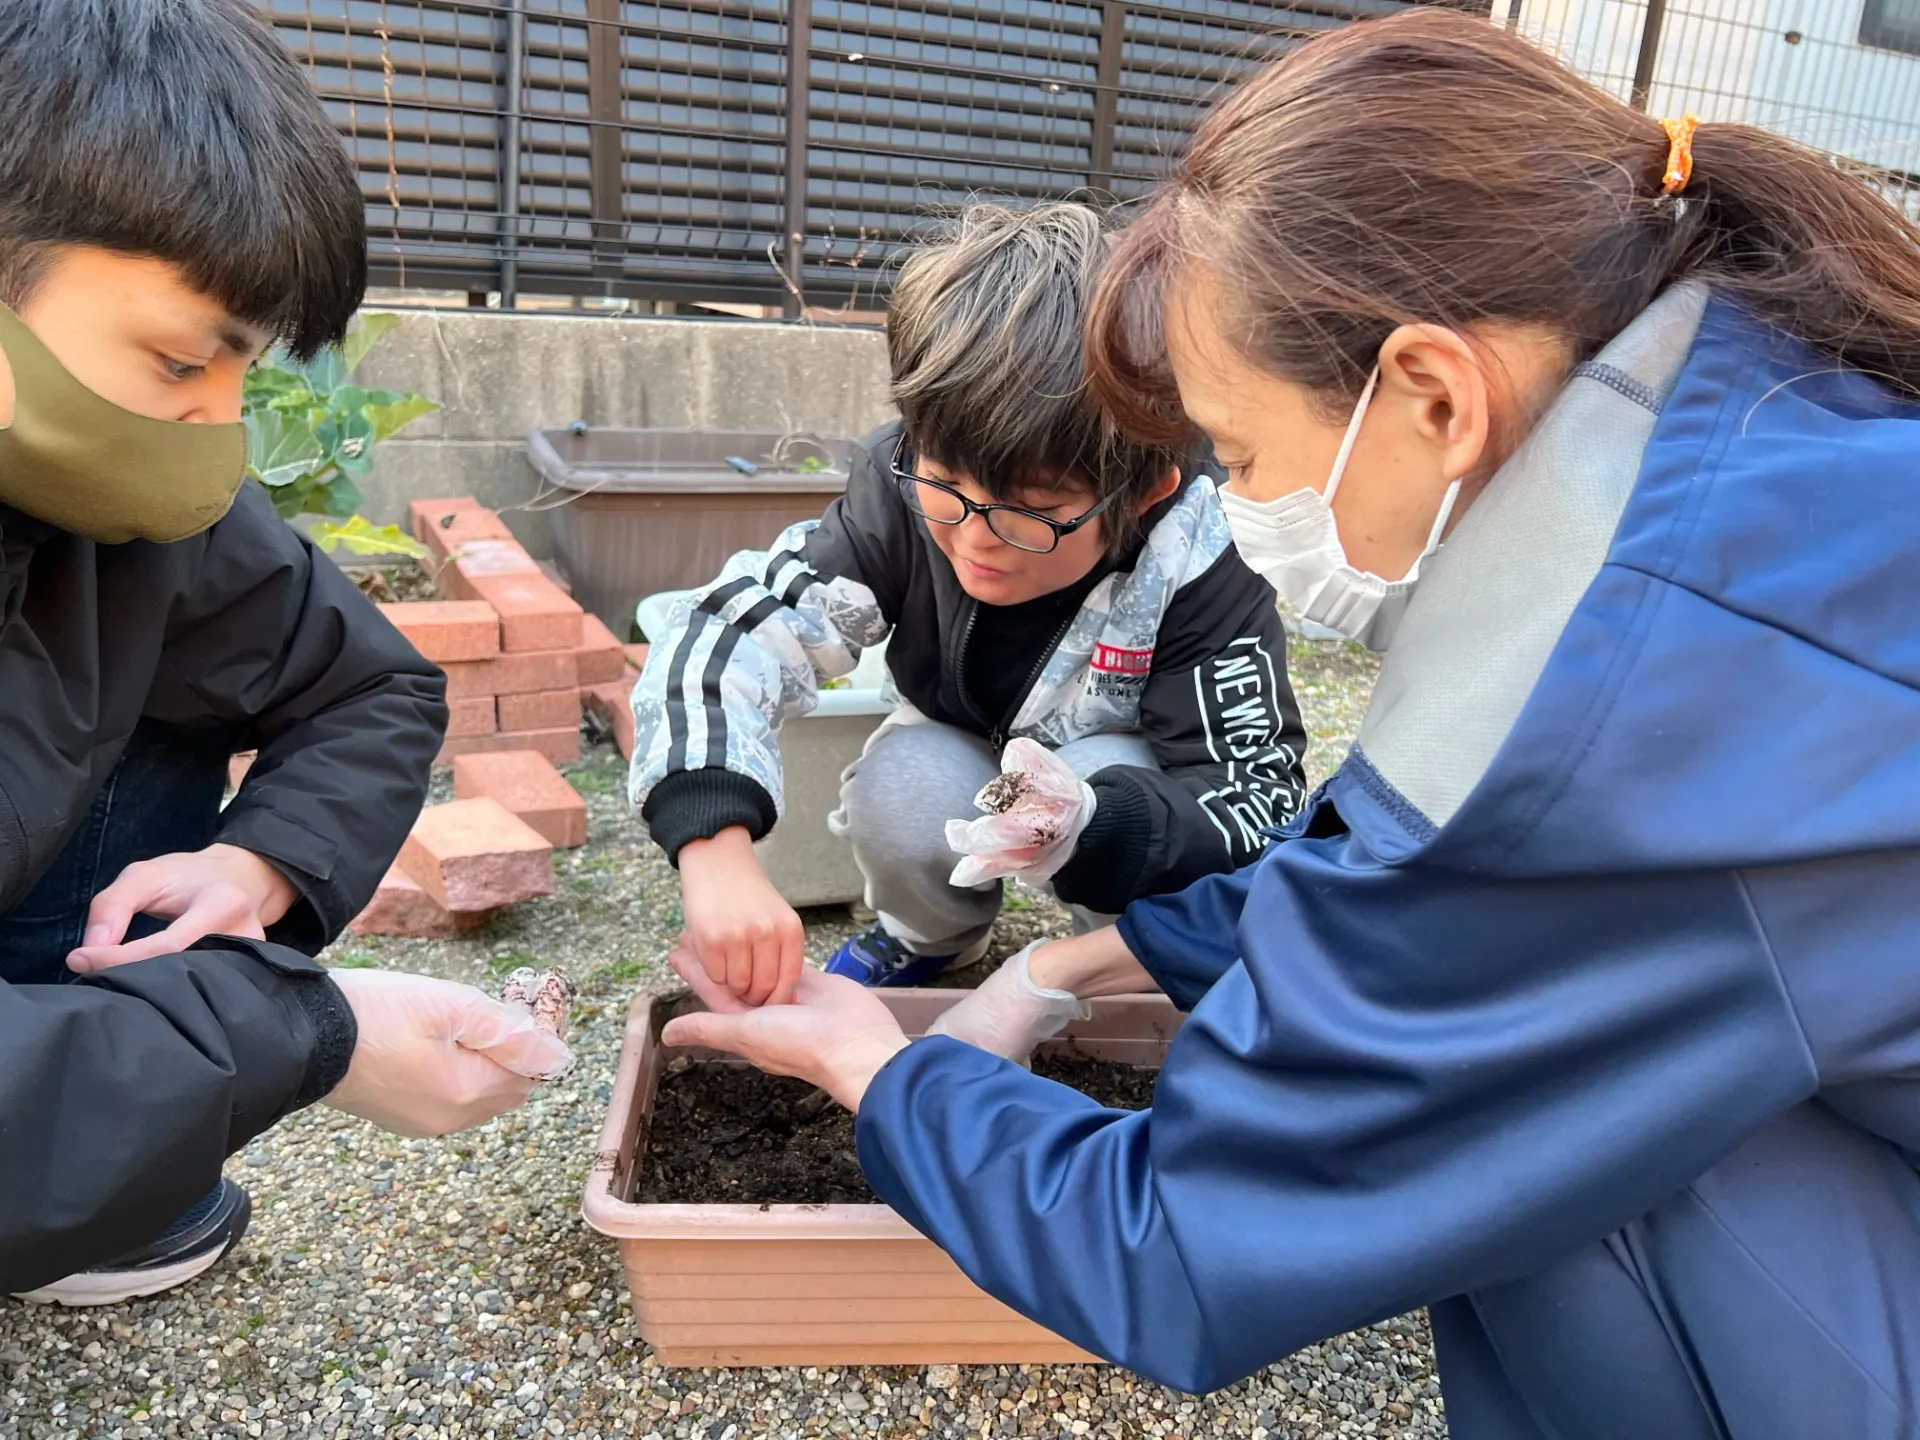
{"left": 636, "top": 421, "right": 1308, "bottom": 913}
{"left": 0, "top": 481, "right": 446, "bottom": 1290}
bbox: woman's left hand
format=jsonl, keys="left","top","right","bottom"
{"left": 661, "top": 941, "right": 910, "bottom": 1112}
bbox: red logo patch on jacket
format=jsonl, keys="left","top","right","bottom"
{"left": 1091, "top": 643, "right": 1154, "bottom": 676}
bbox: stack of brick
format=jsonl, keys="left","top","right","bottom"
{"left": 378, "top": 498, "right": 628, "bottom": 767}
{"left": 349, "top": 748, "right": 588, "bottom": 939}
{"left": 582, "top": 643, "right": 648, "bottom": 760}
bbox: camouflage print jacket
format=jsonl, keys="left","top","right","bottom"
{"left": 629, "top": 420, "right": 1308, "bottom": 914}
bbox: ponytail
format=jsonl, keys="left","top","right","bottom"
{"left": 1682, "top": 124, "right": 1920, "bottom": 389}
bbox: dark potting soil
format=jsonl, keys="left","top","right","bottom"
{"left": 636, "top": 1052, "right": 1156, "bottom": 1206}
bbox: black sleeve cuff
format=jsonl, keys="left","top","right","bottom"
{"left": 643, "top": 769, "right": 779, "bottom": 867}
{"left": 1050, "top": 772, "right": 1154, "bottom": 914}
{"left": 186, "top": 936, "right": 360, "bottom": 1111}
{"left": 287, "top": 975, "right": 359, "bottom": 1109}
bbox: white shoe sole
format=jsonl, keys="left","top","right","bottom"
{"left": 11, "top": 1242, "right": 231, "bottom": 1307}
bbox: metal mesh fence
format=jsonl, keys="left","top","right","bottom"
{"left": 1496, "top": 0, "right": 1920, "bottom": 216}
{"left": 269, "top": 0, "right": 1920, "bottom": 310}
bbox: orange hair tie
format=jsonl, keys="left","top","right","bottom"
{"left": 1660, "top": 113, "right": 1700, "bottom": 195}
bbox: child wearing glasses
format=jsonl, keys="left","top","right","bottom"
{"left": 630, "top": 203, "right": 1307, "bottom": 999}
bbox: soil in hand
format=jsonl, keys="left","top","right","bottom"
{"left": 637, "top": 1052, "right": 1155, "bottom": 1206}
{"left": 976, "top": 770, "right": 1032, "bottom": 815}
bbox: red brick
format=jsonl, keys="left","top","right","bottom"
{"left": 228, "top": 752, "right": 255, "bottom": 791}
{"left": 408, "top": 496, "right": 479, "bottom": 546}
{"left": 498, "top": 686, "right": 581, "bottom": 732}
{"left": 469, "top": 572, "right": 583, "bottom": 653}
{"left": 349, "top": 866, "right": 495, "bottom": 938}
{"left": 438, "top": 538, "right": 539, "bottom": 603}
{"left": 622, "top": 643, "right": 651, "bottom": 673}
{"left": 441, "top": 649, "right": 577, "bottom": 700}
{"left": 582, "top": 674, "right": 637, "bottom": 760}
{"left": 575, "top": 612, "right": 627, "bottom": 686}
{"left": 537, "top": 559, "right": 574, "bottom": 595}
{"left": 446, "top": 694, "right": 498, "bottom": 738}
{"left": 449, "top": 537, "right": 539, "bottom": 578}
{"left": 379, "top": 600, "right": 500, "bottom": 663}
{"left": 435, "top": 726, "right": 581, "bottom": 768}
{"left": 413, "top": 499, "right": 513, "bottom": 562}
{"left": 398, "top": 798, "right": 553, "bottom": 912}
{"left": 454, "top": 750, "right": 588, "bottom": 849}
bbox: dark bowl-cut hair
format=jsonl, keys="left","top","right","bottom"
{"left": 887, "top": 203, "right": 1192, "bottom": 555}
{"left": 0, "top": 0, "right": 366, "bottom": 360}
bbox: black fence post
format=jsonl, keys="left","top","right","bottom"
{"left": 783, "top": 0, "right": 812, "bottom": 319}
{"left": 587, "top": 0, "right": 625, "bottom": 281}
{"left": 1089, "top": 2, "right": 1125, "bottom": 194}
{"left": 499, "top": 0, "right": 526, "bottom": 307}
{"left": 1630, "top": 0, "right": 1669, "bottom": 111}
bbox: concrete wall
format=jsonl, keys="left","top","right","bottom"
{"left": 350, "top": 309, "right": 897, "bottom": 558}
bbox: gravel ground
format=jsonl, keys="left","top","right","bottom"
{"left": 0, "top": 638, "right": 1426, "bottom": 1440}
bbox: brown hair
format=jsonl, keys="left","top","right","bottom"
{"left": 1088, "top": 8, "right": 1920, "bottom": 444}
{"left": 888, "top": 202, "right": 1189, "bottom": 552}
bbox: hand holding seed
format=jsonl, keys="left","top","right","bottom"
{"left": 498, "top": 966, "right": 577, "bottom": 1081}
{"left": 944, "top": 738, "right": 1097, "bottom": 887}
{"left": 660, "top": 944, "right": 907, "bottom": 1114}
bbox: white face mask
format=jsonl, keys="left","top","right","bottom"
{"left": 1217, "top": 366, "right": 1461, "bottom": 652}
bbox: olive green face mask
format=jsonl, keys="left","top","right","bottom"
{"left": 0, "top": 302, "right": 247, "bottom": 544}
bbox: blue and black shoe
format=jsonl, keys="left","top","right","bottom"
{"left": 823, "top": 922, "right": 987, "bottom": 988}
{"left": 13, "top": 1179, "right": 251, "bottom": 1306}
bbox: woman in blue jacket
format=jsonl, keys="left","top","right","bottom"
{"left": 663, "top": 12, "right": 1920, "bottom": 1434}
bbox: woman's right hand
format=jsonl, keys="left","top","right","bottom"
{"left": 923, "top": 941, "right": 1090, "bottom": 1063}
{"left": 677, "top": 826, "right": 805, "bottom": 1006}
{"left": 925, "top": 929, "right": 1158, "bottom": 1064}
{"left": 322, "top": 968, "right": 575, "bottom": 1138}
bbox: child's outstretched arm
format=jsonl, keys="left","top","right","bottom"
{"left": 629, "top": 446, "right": 903, "bottom": 1004}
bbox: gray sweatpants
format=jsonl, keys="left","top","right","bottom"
{"left": 835, "top": 718, "right": 1157, "bottom": 957}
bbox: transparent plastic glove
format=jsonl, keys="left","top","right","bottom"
{"left": 944, "top": 737, "right": 1096, "bottom": 887}
{"left": 323, "top": 968, "right": 576, "bottom": 1138}
{"left": 923, "top": 941, "right": 1091, "bottom": 1065}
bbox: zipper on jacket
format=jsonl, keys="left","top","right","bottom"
{"left": 951, "top": 600, "right": 993, "bottom": 735}
{"left": 985, "top": 611, "right": 1078, "bottom": 752}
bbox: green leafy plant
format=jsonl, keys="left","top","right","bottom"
{"left": 242, "top": 313, "right": 436, "bottom": 557}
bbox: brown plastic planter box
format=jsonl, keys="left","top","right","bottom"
{"left": 526, "top": 427, "right": 858, "bottom": 636}
{"left": 583, "top": 988, "right": 1184, "bottom": 1368}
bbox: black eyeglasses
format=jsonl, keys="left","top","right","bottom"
{"left": 889, "top": 437, "right": 1111, "bottom": 555}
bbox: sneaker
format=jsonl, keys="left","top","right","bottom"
{"left": 824, "top": 923, "right": 989, "bottom": 988}
{"left": 13, "top": 1179, "right": 251, "bottom": 1306}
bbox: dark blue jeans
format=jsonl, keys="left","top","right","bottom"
{"left": 0, "top": 720, "right": 231, "bottom": 985}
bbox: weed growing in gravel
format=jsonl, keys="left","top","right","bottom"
{"left": 564, "top": 766, "right": 617, "bottom": 796}
{"left": 593, "top": 956, "right": 647, "bottom": 986}
{"left": 488, "top": 948, "right": 540, "bottom": 978}
{"left": 330, "top": 952, "right": 380, "bottom": 969}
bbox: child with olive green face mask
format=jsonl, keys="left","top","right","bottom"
{"left": 0, "top": 0, "right": 563, "bottom": 1311}
{"left": 0, "top": 255, "right": 261, "bottom": 544}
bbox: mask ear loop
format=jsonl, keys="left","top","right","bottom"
{"left": 1423, "top": 478, "right": 1464, "bottom": 554}
{"left": 1320, "top": 365, "right": 1380, "bottom": 509}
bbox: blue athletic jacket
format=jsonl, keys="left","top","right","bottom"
{"left": 853, "top": 284, "right": 1920, "bottom": 1392}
